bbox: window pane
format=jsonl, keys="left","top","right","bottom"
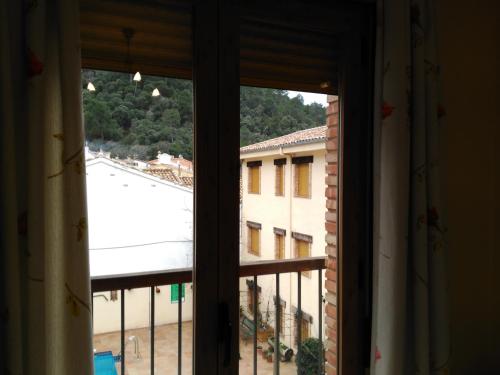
{"left": 84, "top": 69, "right": 194, "bottom": 375}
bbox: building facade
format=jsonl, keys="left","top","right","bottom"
{"left": 239, "top": 126, "right": 327, "bottom": 350}
{"left": 86, "top": 156, "right": 193, "bottom": 334}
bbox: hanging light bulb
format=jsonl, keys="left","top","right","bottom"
{"left": 152, "top": 88, "right": 160, "bottom": 97}
{"left": 87, "top": 82, "right": 96, "bottom": 91}
{"left": 133, "top": 72, "right": 142, "bottom": 82}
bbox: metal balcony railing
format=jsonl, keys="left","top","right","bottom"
{"left": 91, "top": 256, "right": 326, "bottom": 375}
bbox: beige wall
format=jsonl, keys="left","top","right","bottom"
{"left": 93, "top": 285, "right": 193, "bottom": 335}
{"left": 240, "top": 145, "right": 327, "bottom": 348}
{"left": 437, "top": 1, "right": 500, "bottom": 373}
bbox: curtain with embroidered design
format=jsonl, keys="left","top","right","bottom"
{"left": 0, "top": 1, "right": 93, "bottom": 374}
{"left": 371, "top": 0, "right": 450, "bottom": 374}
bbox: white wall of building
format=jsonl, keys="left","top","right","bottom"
{"left": 86, "top": 158, "right": 193, "bottom": 334}
{"left": 92, "top": 284, "right": 193, "bottom": 335}
{"left": 240, "top": 144, "right": 326, "bottom": 349}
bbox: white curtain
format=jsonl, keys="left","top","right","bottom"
{"left": 0, "top": 1, "right": 93, "bottom": 374}
{"left": 371, "top": 0, "right": 451, "bottom": 374}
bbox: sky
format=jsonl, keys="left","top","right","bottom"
{"left": 287, "top": 90, "right": 327, "bottom": 107}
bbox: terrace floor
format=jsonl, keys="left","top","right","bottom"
{"left": 93, "top": 322, "right": 298, "bottom": 375}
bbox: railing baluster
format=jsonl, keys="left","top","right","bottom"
{"left": 151, "top": 286, "right": 155, "bottom": 374}
{"left": 318, "top": 269, "right": 323, "bottom": 375}
{"left": 253, "top": 275, "right": 258, "bottom": 375}
{"left": 274, "top": 273, "right": 280, "bottom": 375}
{"left": 121, "top": 289, "right": 125, "bottom": 375}
{"left": 297, "top": 273, "right": 301, "bottom": 375}
{"left": 178, "top": 283, "right": 182, "bottom": 375}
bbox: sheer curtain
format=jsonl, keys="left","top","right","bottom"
{"left": 371, "top": 0, "right": 451, "bottom": 374}
{"left": 1, "top": 1, "right": 93, "bottom": 374}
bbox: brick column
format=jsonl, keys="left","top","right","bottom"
{"left": 324, "top": 95, "right": 338, "bottom": 375}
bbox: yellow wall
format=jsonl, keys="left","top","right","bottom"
{"left": 437, "top": 1, "right": 499, "bottom": 373}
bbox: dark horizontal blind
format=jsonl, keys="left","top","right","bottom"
{"left": 80, "top": 0, "right": 342, "bottom": 94}
{"left": 80, "top": 0, "right": 193, "bottom": 79}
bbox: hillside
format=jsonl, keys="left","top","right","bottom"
{"left": 82, "top": 70, "right": 325, "bottom": 160}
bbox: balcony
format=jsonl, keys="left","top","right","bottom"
{"left": 91, "top": 256, "right": 326, "bottom": 375}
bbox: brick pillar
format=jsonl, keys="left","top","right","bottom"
{"left": 324, "top": 95, "right": 338, "bottom": 375}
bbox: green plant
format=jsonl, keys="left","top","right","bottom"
{"left": 295, "top": 338, "right": 324, "bottom": 375}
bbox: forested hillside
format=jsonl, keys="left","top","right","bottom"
{"left": 82, "top": 70, "right": 325, "bottom": 160}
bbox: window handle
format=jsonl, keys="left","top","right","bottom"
{"left": 218, "top": 302, "right": 232, "bottom": 367}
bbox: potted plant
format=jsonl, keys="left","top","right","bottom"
{"left": 295, "top": 338, "right": 324, "bottom": 375}
{"left": 266, "top": 350, "right": 273, "bottom": 363}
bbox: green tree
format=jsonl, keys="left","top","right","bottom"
{"left": 83, "top": 95, "right": 122, "bottom": 141}
{"left": 82, "top": 69, "right": 325, "bottom": 160}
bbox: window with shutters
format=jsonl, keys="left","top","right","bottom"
{"left": 247, "top": 286, "right": 259, "bottom": 313}
{"left": 292, "top": 306, "right": 313, "bottom": 345}
{"left": 246, "top": 279, "right": 261, "bottom": 315}
{"left": 300, "top": 318, "right": 310, "bottom": 341}
{"left": 275, "top": 164, "right": 285, "bottom": 196}
{"left": 293, "top": 232, "right": 312, "bottom": 277}
{"left": 275, "top": 232, "right": 285, "bottom": 259}
{"left": 247, "top": 222, "right": 261, "bottom": 256}
{"left": 247, "top": 161, "right": 261, "bottom": 194}
{"left": 294, "top": 161, "right": 311, "bottom": 198}
{"left": 170, "top": 283, "right": 186, "bottom": 303}
{"left": 274, "top": 296, "right": 287, "bottom": 334}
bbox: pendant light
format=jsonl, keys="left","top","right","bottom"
{"left": 87, "top": 82, "right": 96, "bottom": 91}
{"left": 152, "top": 88, "right": 160, "bottom": 97}
{"left": 133, "top": 72, "right": 142, "bottom": 82}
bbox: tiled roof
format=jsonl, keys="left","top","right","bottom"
{"left": 144, "top": 168, "right": 193, "bottom": 188}
{"left": 172, "top": 157, "right": 193, "bottom": 171}
{"left": 179, "top": 176, "right": 194, "bottom": 187}
{"left": 240, "top": 125, "right": 326, "bottom": 154}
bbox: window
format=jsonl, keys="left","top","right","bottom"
{"left": 247, "top": 221, "right": 261, "bottom": 256}
{"left": 247, "top": 161, "right": 262, "bottom": 194}
{"left": 171, "top": 284, "right": 186, "bottom": 303}
{"left": 293, "top": 156, "right": 313, "bottom": 198}
{"left": 292, "top": 306, "right": 313, "bottom": 344}
{"left": 274, "top": 158, "right": 286, "bottom": 196}
{"left": 246, "top": 279, "right": 261, "bottom": 315}
{"left": 300, "top": 318, "right": 310, "bottom": 341}
{"left": 274, "top": 227, "right": 286, "bottom": 259}
{"left": 293, "top": 232, "right": 312, "bottom": 277}
{"left": 274, "top": 296, "right": 286, "bottom": 334}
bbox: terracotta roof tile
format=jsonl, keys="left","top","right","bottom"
{"left": 144, "top": 168, "right": 180, "bottom": 184}
{"left": 240, "top": 125, "right": 326, "bottom": 154}
{"left": 172, "top": 157, "right": 193, "bottom": 171}
{"left": 179, "top": 176, "right": 194, "bottom": 187}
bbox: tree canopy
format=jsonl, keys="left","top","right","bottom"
{"left": 82, "top": 70, "right": 325, "bottom": 161}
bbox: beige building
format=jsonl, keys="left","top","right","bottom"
{"left": 239, "top": 126, "right": 327, "bottom": 350}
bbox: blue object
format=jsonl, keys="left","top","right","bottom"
{"left": 94, "top": 351, "right": 118, "bottom": 375}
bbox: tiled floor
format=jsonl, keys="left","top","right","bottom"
{"left": 93, "top": 322, "right": 298, "bottom": 375}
